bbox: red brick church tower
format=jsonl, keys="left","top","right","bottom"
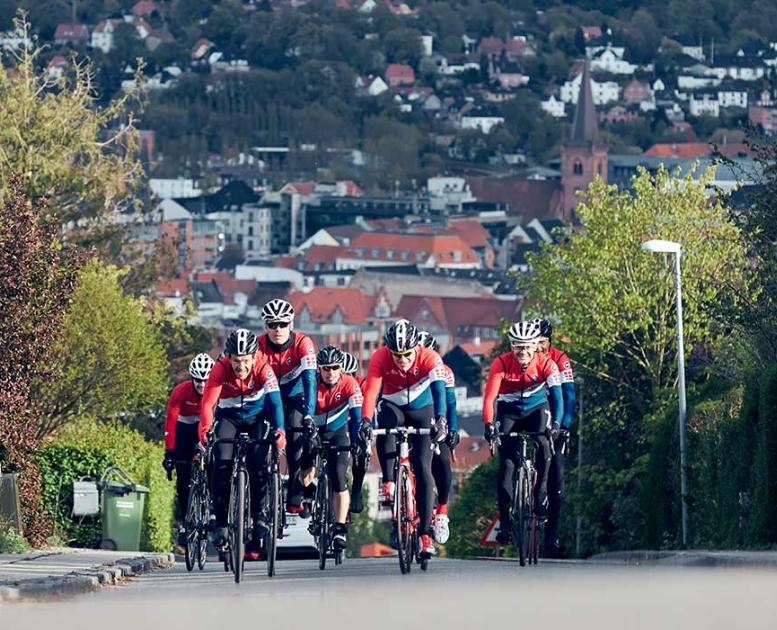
{"left": 561, "top": 60, "right": 608, "bottom": 220}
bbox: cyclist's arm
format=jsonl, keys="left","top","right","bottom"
{"left": 482, "top": 360, "right": 504, "bottom": 425}
{"left": 544, "top": 361, "right": 563, "bottom": 426}
{"left": 198, "top": 380, "right": 222, "bottom": 444}
{"left": 347, "top": 380, "right": 364, "bottom": 440}
{"left": 430, "top": 380, "right": 447, "bottom": 419}
{"left": 425, "top": 350, "right": 447, "bottom": 419}
{"left": 561, "top": 382, "right": 576, "bottom": 428}
{"left": 446, "top": 385, "right": 458, "bottom": 432}
{"left": 163, "top": 385, "right": 182, "bottom": 450}
{"left": 300, "top": 336, "right": 318, "bottom": 417}
{"left": 360, "top": 356, "right": 384, "bottom": 420}
{"left": 266, "top": 389, "right": 285, "bottom": 430}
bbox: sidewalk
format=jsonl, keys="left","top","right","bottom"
{"left": 588, "top": 549, "right": 777, "bottom": 568}
{"left": 0, "top": 548, "right": 175, "bottom": 602}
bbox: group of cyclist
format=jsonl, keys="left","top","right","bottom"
{"left": 163, "top": 297, "right": 575, "bottom": 562}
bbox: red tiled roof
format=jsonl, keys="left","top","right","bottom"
{"left": 148, "top": 28, "right": 175, "bottom": 43}
{"left": 466, "top": 177, "right": 564, "bottom": 221}
{"left": 156, "top": 278, "right": 188, "bottom": 297}
{"left": 273, "top": 255, "right": 300, "bottom": 269}
{"left": 302, "top": 245, "right": 350, "bottom": 271}
{"left": 132, "top": 1, "right": 159, "bottom": 16}
{"left": 340, "top": 180, "right": 365, "bottom": 196}
{"left": 348, "top": 232, "right": 479, "bottom": 266}
{"left": 195, "top": 271, "right": 232, "bottom": 283}
{"left": 214, "top": 278, "right": 257, "bottom": 305}
{"left": 386, "top": 63, "right": 415, "bottom": 83}
{"left": 448, "top": 219, "right": 492, "bottom": 250}
{"left": 478, "top": 37, "right": 505, "bottom": 56}
{"left": 289, "top": 287, "right": 377, "bottom": 325}
{"left": 54, "top": 23, "right": 88, "bottom": 40}
{"left": 643, "top": 142, "right": 750, "bottom": 159}
{"left": 394, "top": 295, "right": 520, "bottom": 336}
{"left": 506, "top": 38, "right": 526, "bottom": 57}
{"left": 280, "top": 181, "right": 316, "bottom": 196}
{"left": 459, "top": 339, "right": 497, "bottom": 356}
{"left": 48, "top": 55, "right": 67, "bottom": 68}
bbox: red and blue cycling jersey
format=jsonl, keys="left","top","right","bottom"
{"left": 443, "top": 364, "right": 458, "bottom": 432}
{"left": 483, "top": 351, "right": 562, "bottom": 425}
{"left": 198, "top": 356, "right": 284, "bottom": 443}
{"left": 314, "top": 374, "right": 363, "bottom": 439}
{"left": 164, "top": 380, "right": 202, "bottom": 450}
{"left": 546, "top": 346, "right": 576, "bottom": 429}
{"left": 258, "top": 331, "right": 317, "bottom": 416}
{"left": 361, "top": 346, "right": 448, "bottom": 420}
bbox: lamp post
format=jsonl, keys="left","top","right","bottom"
{"left": 641, "top": 239, "right": 688, "bottom": 548}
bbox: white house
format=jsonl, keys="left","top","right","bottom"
{"left": 0, "top": 27, "right": 31, "bottom": 51}
{"left": 234, "top": 264, "right": 305, "bottom": 289}
{"left": 427, "top": 176, "right": 475, "bottom": 213}
{"left": 681, "top": 42, "right": 704, "bottom": 62}
{"left": 420, "top": 34, "right": 433, "bottom": 57}
{"left": 150, "top": 178, "right": 202, "bottom": 199}
{"left": 561, "top": 73, "right": 620, "bottom": 105}
{"left": 91, "top": 19, "right": 119, "bottom": 53}
{"left": 460, "top": 114, "right": 505, "bottom": 134}
{"left": 368, "top": 76, "right": 389, "bottom": 96}
{"left": 541, "top": 94, "right": 566, "bottom": 118}
{"left": 590, "top": 45, "right": 637, "bottom": 75}
{"left": 241, "top": 203, "right": 273, "bottom": 260}
{"left": 717, "top": 87, "right": 748, "bottom": 109}
{"left": 689, "top": 92, "right": 720, "bottom": 117}
{"left": 677, "top": 74, "right": 721, "bottom": 90}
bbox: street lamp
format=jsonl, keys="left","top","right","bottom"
{"left": 641, "top": 239, "right": 688, "bottom": 548}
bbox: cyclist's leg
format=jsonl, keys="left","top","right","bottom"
{"left": 496, "top": 408, "right": 520, "bottom": 530}
{"left": 432, "top": 442, "right": 452, "bottom": 507}
{"left": 350, "top": 449, "right": 368, "bottom": 513}
{"left": 515, "top": 404, "right": 551, "bottom": 515}
{"left": 406, "top": 407, "right": 434, "bottom": 536}
{"left": 377, "top": 401, "right": 403, "bottom": 483}
{"left": 246, "top": 417, "right": 271, "bottom": 540}
{"left": 323, "top": 425, "right": 350, "bottom": 525}
{"left": 173, "top": 421, "right": 198, "bottom": 522}
{"left": 285, "top": 399, "right": 305, "bottom": 509}
{"left": 211, "top": 416, "right": 238, "bottom": 532}
{"left": 545, "top": 435, "right": 565, "bottom": 555}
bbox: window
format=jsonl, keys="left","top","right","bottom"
{"left": 573, "top": 160, "right": 583, "bottom": 175}
{"left": 452, "top": 250, "right": 461, "bottom": 262}
{"left": 387, "top": 249, "right": 395, "bottom": 259}
{"left": 597, "top": 161, "right": 603, "bottom": 176}
{"left": 248, "top": 226, "right": 254, "bottom": 236}
{"left": 371, "top": 248, "right": 380, "bottom": 258}
{"left": 356, "top": 248, "right": 366, "bottom": 257}
{"left": 400, "top": 250, "right": 410, "bottom": 261}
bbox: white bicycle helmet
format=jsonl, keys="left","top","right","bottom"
{"left": 225, "top": 328, "right": 258, "bottom": 356}
{"left": 417, "top": 330, "right": 440, "bottom": 353}
{"left": 189, "top": 353, "right": 215, "bottom": 380}
{"left": 508, "top": 320, "right": 541, "bottom": 344}
{"left": 261, "top": 298, "right": 295, "bottom": 323}
{"left": 341, "top": 351, "right": 359, "bottom": 375}
{"left": 384, "top": 319, "right": 419, "bottom": 353}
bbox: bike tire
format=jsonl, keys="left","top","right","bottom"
{"left": 197, "top": 478, "right": 209, "bottom": 571}
{"left": 266, "top": 468, "right": 280, "bottom": 577}
{"left": 229, "top": 469, "right": 247, "bottom": 583}
{"left": 396, "top": 466, "right": 413, "bottom": 575}
{"left": 317, "top": 473, "right": 330, "bottom": 571}
{"left": 513, "top": 466, "right": 529, "bottom": 567}
{"left": 184, "top": 468, "right": 199, "bottom": 572}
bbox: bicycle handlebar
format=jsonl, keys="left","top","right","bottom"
{"left": 372, "top": 427, "right": 433, "bottom": 436}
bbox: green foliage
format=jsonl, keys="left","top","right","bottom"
{"left": 447, "top": 457, "right": 498, "bottom": 558}
{"left": 40, "top": 417, "right": 174, "bottom": 552}
{"left": 751, "top": 366, "right": 777, "bottom": 542}
{"left": 40, "top": 259, "right": 169, "bottom": 438}
{"left": 0, "top": 521, "right": 28, "bottom": 553}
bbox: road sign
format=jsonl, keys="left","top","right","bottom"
{"left": 480, "top": 513, "right": 501, "bottom": 546}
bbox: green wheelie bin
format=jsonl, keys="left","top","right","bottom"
{"left": 98, "top": 466, "right": 148, "bottom": 551}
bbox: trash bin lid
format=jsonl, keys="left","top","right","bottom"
{"left": 103, "top": 480, "right": 149, "bottom": 494}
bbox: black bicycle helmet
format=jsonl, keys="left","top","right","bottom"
{"left": 316, "top": 345, "right": 344, "bottom": 367}
{"left": 384, "top": 319, "right": 419, "bottom": 352}
{"left": 341, "top": 351, "right": 359, "bottom": 374}
{"left": 417, "top": 330, "right": 440, "bottom": 353}
{"left": 538, "top": 318, "right": 553, "bottom": 340}
{"left": 225, "top": 328, "right": 258, "bottom": 356}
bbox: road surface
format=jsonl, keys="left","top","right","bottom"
{"left": 4, "top": 556, "right": 776, "bottom": 629}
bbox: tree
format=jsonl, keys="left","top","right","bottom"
{"left": 0, "top": 175, "right": 82, "bottom": 544}
{"left": 39, "top": 260, "right": 169, "bottom": 438}
{"left": 0, "top": 15, "right": 144, "bottom": 225}
{"left": 519, "top": 167, "right": 753, "bottom": 552}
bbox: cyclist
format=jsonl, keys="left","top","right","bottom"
{"left": 535, "top": 317, "right": 576, "bottom": 558}
{"left": 197, "top": 329, "right": 286, "bottom": 552}
{"left": 417, "top": 331, "right": 458, "bottom": 545}
{"left": 482, "top": 320, "right": 563, "bottom": 545}
{"left": 163, "top": 353, "right": 214, "bottom": 547}
{"left": 341, "top": 350, "right": 368, "bottom": 514}
{"left": 301, "top": 346, "right": 363, "bottom": 550}
{"left": 359, "top": 319, "right": 448, "bottom": 558}
{"left": 256, "top": 299, "right": 317, "bottom": 514}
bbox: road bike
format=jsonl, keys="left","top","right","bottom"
{"left": 373, "top": 426, "right": 433, "bottom": 574}
{"left": 305, "top": 433, "right": 350, "bottom": 570}
{"left": 490, "top": 427, "right": 552, "bottom": 566}
{"left": 183, "top": 446, "right": 211, "bottom": 572}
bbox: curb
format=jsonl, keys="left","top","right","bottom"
{"left": 0, "top": 552, "right": 175, "bottom": 603}
{"left": 587, "top": 550, "right": 777, "bottom": 569}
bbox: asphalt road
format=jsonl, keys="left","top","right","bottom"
{"left": 4, "top": 556, "right": 776, "bottom": 629}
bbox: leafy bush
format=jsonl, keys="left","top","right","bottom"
{"left": 39, "top": 418, "right": 174, "bottom": 552}
{"left": 447, "top": 457, "right": 499, "bottom": 558}
{"left": 0, "top": 520, "right": 28, "bottom": 553}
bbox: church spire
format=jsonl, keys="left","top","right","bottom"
{"left": 568, "top": 59, "right": 598, "bottom": 147}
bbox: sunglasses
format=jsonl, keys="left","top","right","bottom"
{"left": 511, "top": 345, "right": 534, "bottom": 352}
{"left": 320, "top": 365, "right": 341, "bottom": 372}
{"left": 390, "top": 349, "right": 415, "bottom": 358}
{"left": 266, "top": 321, "right": 290, "bottom": 330}
{"left": 192, "top": 378, "right": 207, "bottom": 384}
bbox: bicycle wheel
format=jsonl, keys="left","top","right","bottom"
{"left": 512, "top": 466, "right": 530, "bottom": 567}
{"left": 316, "top": 473, "right": 330, "bottom": 571}
{"left": 396, "top": 465, "right": 413, "bottom": 575}
{"left": 228, "top": 468, "right": 247, "bottom": 583}
{"left": 183, "top": 482, "right": 198, "bottom": 572}
{"left": 265, "top": 467, "right": 280, "bottom": 577}
{"left": 197, "top": 478, "right": 209, "bottom": 571}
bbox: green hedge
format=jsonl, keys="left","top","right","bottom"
{"left": 38, "top": 418, "right": 174, "bottom": 551}
{"left": 642, "top": 369, "right": 777, "bottom": 550}
{"left": 447, "top": 456, "right": 500, "bottom": 558}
